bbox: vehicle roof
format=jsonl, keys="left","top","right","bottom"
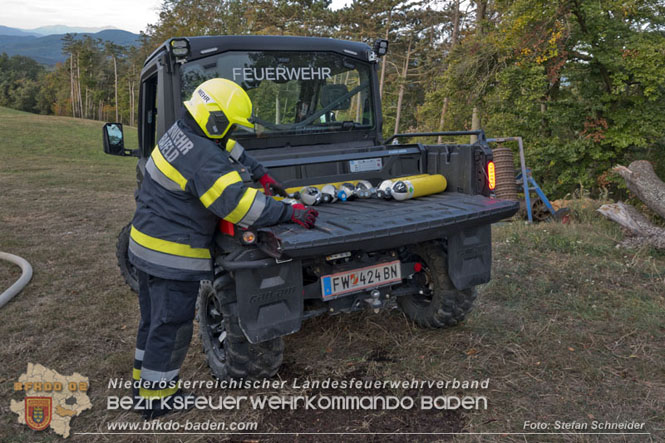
{"left": 144, "top": 35, "right": 374, "bottom": 67}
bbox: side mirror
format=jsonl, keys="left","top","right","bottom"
{"left": 102, "top": 123, "right": 133, "bottom": 156}
{"left": 320, "top": 84, "right": 351, "bottom": 110}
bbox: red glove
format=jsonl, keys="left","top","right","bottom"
{"left": 259, "top": 173, "right": 287, "bottom": 197}
{"left": 290, "top": 203, "right": 318, "bottom": 229}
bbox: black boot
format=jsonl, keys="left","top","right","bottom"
{"left": 131, "top": 386, "right": 143, "bottom": 413}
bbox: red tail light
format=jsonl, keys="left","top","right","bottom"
{"left": 487, "top": 161, "right": 496, "bottom": 190}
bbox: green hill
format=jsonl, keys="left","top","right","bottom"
{"left": 0, "top": 29, "right": 140, "bottom": 65}
{"left": 0, "top": 106, "right": 136, "bottom": 175}
{"left": 0, "top": 107, "right": 137, "bottom": 199}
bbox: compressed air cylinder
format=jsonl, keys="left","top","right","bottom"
{"left": 391, "top": 180, "right": 414, "bottom": 200}
{"left": 391, "top": 174, "right": 447, "bottom": 201}
{"left": 337, "top": 183, "right": 357, "bottom": 201}
{"left": 377, "top": 179, "right": 393, "bottom": 199}
{"left": 300, "top": 186, "right": 322, "bottom": 206}
{"left": 355, "top": 180, "right": 373, "bottom": 198}
{"left": 321, "top": 184, "right": 338, "bottom": 203}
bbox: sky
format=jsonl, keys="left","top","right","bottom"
{"left": 0, "top": 0, "right": 352, "bottom": 34}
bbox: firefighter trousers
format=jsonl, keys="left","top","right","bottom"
{"left": 133, "top": 270, "right": 200, "bottom": 399}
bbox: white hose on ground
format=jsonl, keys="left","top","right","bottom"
{"left": 0, "top": 252, "right": 33, "bottom": 309}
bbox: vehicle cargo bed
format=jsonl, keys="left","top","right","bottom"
{"left": 260, "top": 193, "right": 520, "bottom": 257}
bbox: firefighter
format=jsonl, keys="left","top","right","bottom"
{"left": 128, "top": 78, "right": 318, "bottom": 419}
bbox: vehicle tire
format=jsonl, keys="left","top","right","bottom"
{"left": 197, "top": 279, "right": 283, "bottom": 380}
{"left": 116, "top": 223, "right": 139, "bottom": 293}
{"left": 397, "top": 241, "right": 477, "bottom": 328}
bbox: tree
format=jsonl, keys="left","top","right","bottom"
{"left": 420, "top": 0, "right": 665, "bottom": 197}
{"left": 62, "top": 33, "right": 77, "bottom": 117}
{"left": 104, "top": 42, "right": 124, "bottom": 122}
{"left": 146, "top": 0, "right": 332, "bottom": 42}
{"left": 435, "top": 0, "right": 461, "bottom": 143}
{"left": 0, "top": 53, "right": 46, "bottom": 113}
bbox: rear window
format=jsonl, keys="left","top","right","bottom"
{"left": 180, "top": 51, "right": 375, "bottom": 137}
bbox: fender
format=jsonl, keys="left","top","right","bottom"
{"left": 234, "top": 260, "right": 303, "bottom": 343}
{"left": 446, "top": 225, "right": 492, "bottom": 290}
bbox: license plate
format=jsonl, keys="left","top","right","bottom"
{"left": 321, "top": 260, "right": 401, "bottom": 299}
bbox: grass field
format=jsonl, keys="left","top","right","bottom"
{"left": 1, "top": 106, "right": 663, "bottom": 442}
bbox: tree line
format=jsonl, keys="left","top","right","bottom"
{"left": 0, "top": 33, "right": 151, "bottom": 125}
{"left": 2, "top": 0, "right": 664, "bottom": 197}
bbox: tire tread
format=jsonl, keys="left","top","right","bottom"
{"left": 397, "top": 242, "right": 477, "bottom": 329}
{"left": 197, "top": 281, "right": 283, "bottom": 380}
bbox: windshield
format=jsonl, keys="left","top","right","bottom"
{"left": 180, "top": 51, "right": 375, "bottom": 137}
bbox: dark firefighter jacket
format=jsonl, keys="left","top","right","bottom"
{"left": 128, "top": 114, "right": 291, "bottom": 281}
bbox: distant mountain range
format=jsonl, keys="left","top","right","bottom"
{"left": 0, "top": 24, "right": 121, "bottom": 36}
{"left": 0, "top": 25, "right": 140, "bottom": 65}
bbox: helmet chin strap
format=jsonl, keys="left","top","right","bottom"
{"left": 217, "top": 123, "right": 237, "bottom": 146}
{"left": 215, "top": 129, "right": 233, "bottom": 149}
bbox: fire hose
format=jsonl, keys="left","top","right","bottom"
{"left": 0, "top": 252, "right": 32, "bottom": 309}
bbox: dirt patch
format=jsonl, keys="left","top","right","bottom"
{"left": 0, "top": 260, "right": 22, "bottom": 293}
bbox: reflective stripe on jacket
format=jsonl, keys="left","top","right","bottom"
{"left": 129, "top": 118, "right": 291, "bottom": 281}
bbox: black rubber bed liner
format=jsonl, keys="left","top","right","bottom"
{"left": 260, "top": 193, "right": 520, "bottom": 258}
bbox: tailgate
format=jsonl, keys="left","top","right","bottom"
{"left": 259, "top": 193, "right": 519, "bottom": 257}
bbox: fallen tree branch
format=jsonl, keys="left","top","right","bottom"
{"left": 613, "top": 161, "right": 665, "bottom": 219}
{"left": 597, "top": 202, "right": 665, "bottom": 249}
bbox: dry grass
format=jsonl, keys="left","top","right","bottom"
{"left": 1, "top": 107, "right": 663, "bottom": 442}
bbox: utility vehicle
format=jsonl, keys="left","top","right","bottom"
{"left": 102, "top": 35, "right": 519, "bottom": 379}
